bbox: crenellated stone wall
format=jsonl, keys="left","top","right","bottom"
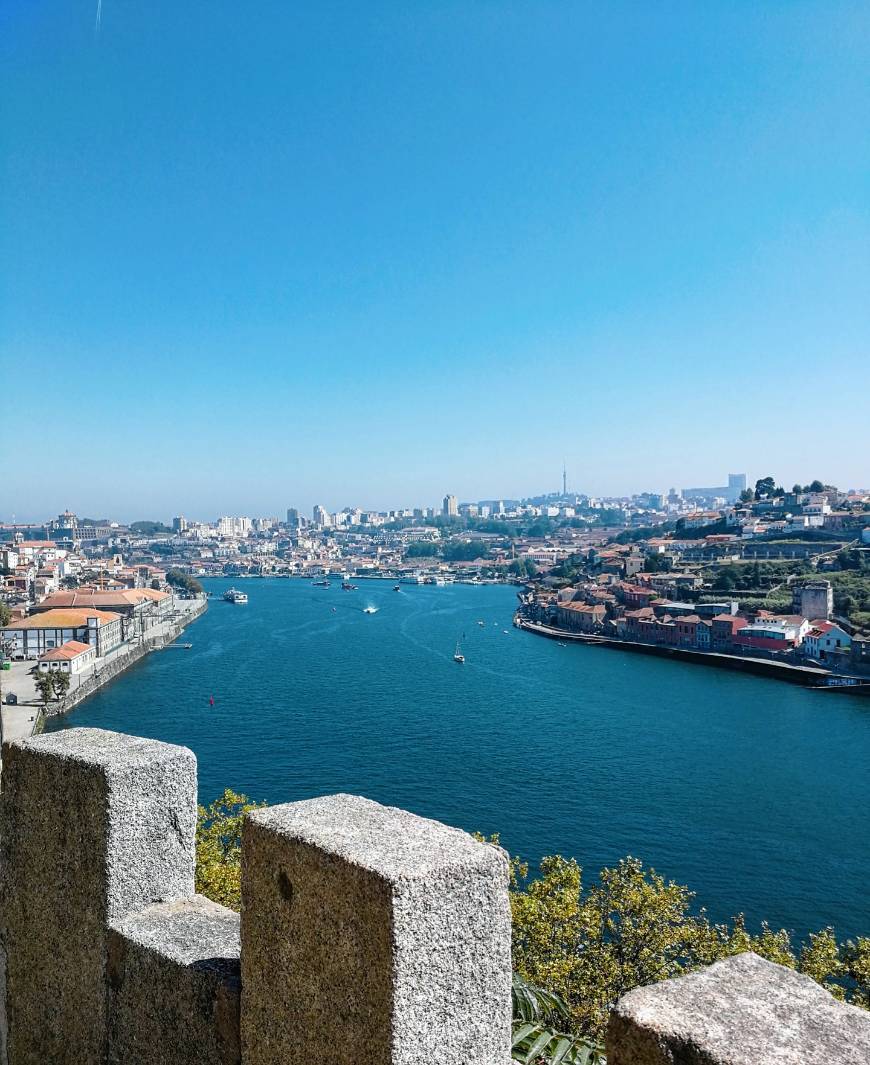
{"left": 1, "top": 726, "right": 869, "bottom": 1064}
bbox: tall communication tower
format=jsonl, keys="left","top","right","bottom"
{"left": 562, "top": 462, "right": 567, "bottom": 496}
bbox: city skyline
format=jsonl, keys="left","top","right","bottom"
{"left": 6, "top": 470, "right": 870, "bottom": 528}
{"left": 3, "top": 2, "right": 869, "bottom": 516}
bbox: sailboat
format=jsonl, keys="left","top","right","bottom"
{"left": 453, "top": 635, "right": 465, "bottom": 664}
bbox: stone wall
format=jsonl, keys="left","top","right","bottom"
{"left": 1, "top": 726, "right": 869, "bottom": 1064}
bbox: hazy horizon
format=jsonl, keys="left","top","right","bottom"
{"left": 4, "top": 466, "right": 868, "bottom": 529}
{"left": 3, "top": 2, "right": 868, "bottom": 519}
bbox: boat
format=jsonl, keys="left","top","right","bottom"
{"left": 342, "top": 581, "right": 358, "bottom": 590}
{"left": 312, "top": 579, "right": 329, "bottom": 587}
{"left": 363, "top": 605, "right": 378, "bottom": 614}
{"left": 453, "top": 635, "right": 465, "bottom": 664}
{"left": 222, "top": 587, "right": 248, "bottom": 604}
{"left": 393, "top": 584, "right": 401, "bottom": 591}
{"left": 477, "top": 620, "right": 485, "bottom": 627}
{"left": 401, "top": 573, "right": 426, "bottom": 585}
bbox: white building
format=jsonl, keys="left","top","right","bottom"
{"left": 37, "top": 640, "right": 97, "bottom": 675}
{"left": 803, "top": 622, "right": 851, "bottom": 662}
{"left": 3, "top": 609, "right": 124, "bottom": 659}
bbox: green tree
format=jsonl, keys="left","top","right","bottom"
{"left": 739, "top": 488, "right": 754, "bottom": 503}
{"left": 808, "top": 480, "right": 825, "bottom": 493}
{"left": 510, "top": 853, "right": 870, "bottom": 1042}
{"left": 0, "top": 601, "right": 11, "bottom": 627}
{"left": 754, "top": 476, "right": 776, "bottom": 500}
{"left": 714, "top": 566, "right": 739, "bottom": 591}
{"left": 49, "top": 671, "right": 71, "bottom": 704}
{"left": 166, "top": 569, "right": 203, "bottom": 595}
{"left": 130, "top": 520, "right": 172, "bottom": 535}
{"left": 34, "top": 673, "right": 54, "bottom": 708}
{"left": 442, "top": 541, "right": 490, "bottom": 562}
{"left": 405, "top": 542, "right": 440, "bottom": 558}
{"left": 195, "top": 789, "right": 266, "bottom": 910}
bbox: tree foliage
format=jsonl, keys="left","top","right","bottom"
{"left": 35, "top": 673, "right": 54, "bottom": 707}
{"left": 754, "top": 476, "right": 776, "bottom": 499}
{"left": 442, "top": 541, "right": 491, "bottom": 562}
{"left": 511, "top": 973, "right": 604, "bottom": 1064}
{"left": 405, "top": 542, "right": 440, "bottom": 558}
{"left": 195, "top": 800, "right": 870, "bottom": 1050}
{"left": 0, "top": 601, "right": 11, "bottom": 627}
{"left": 510, "top": 853, "right": 870, "bottom": 1042}
{"left": 49, "top": 671, "right": 71, "bottom": 702}
{"left": 195, "top": 789, "right": 266, "bottom": 910}
{"left": 129, "top": 520, "right": 172, "bottom": 535}
{"left": 166, "top": 569, "right": 203, "bottom": 595}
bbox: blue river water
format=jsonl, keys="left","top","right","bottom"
{"left": 47, "top": 578, "right": 870, "bottom": 940}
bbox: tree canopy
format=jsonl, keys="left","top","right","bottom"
{"left": 166, "top": 569, "right": 203, "bottom": 595}
{"left": 129, "top": 520, "right": 172, "bottom": 535}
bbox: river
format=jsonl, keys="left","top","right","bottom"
{"left": 47, "top": 577, "right": 870, "bottom": 940}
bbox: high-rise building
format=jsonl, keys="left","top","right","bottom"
{"left": 286, "top": 507, "right": 299, "bottom": 525}
{"left": 312, "top": 504, "right": 331, "bottom": 527}
{"left": 442, "top": 494, "right": 458, "bottom": 517}
{"left": 728, "top": 473, "right": 747, "bottom": 500}
{"left": 172, "top": 516, "right": 188, "bottom": 533}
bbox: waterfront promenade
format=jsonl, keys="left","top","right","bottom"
{"left": 0, "top": 596, "right": 207, "bottom": 751}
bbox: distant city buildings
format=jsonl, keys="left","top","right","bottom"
{"left": 442, "top": 494, "right": 458, "bottom": 518}
{"left": 682, "top": 473, "right": 747, "bottom": 504}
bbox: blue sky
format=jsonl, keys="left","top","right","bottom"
{"left": 2, "top": 2, "right": 868, "bottom": 521}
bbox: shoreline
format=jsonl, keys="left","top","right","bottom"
{"left": 516, "top": 617, "right": 870, "bottom": 694}
{"left": 2, "top": 597, "right": 208, "bottom": 740}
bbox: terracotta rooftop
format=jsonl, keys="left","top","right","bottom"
{"left": 38, "top": 640, "right": 93, "bottom": 661}
{"left": 5, "top": 608, "right": 121, "bottom": 629}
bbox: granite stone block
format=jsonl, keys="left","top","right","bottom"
{"left": 108, "top": 895, "right": 241, "bottom": 1065}
{"left": 0, "top": 728, "right": 197, "bottom": 1064}
{"left": 240, "top": 793, "right": 512, "bottom": 1065}
{"left": 607, "top": 951, "right": 870, "bottom": 1065}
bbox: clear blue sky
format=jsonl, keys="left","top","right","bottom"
{"left": 2, "top": 2, "right": 868, "bottom": 522}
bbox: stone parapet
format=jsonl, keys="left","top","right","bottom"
{"left": 2, "top": 728, "right": 868, "bottom": 1064}
{"left": 607, "top": 951, "right": 870, "bottom": 1064}
{"left": 107, "top": 895, "right": 241, "bottom": 1065}
{"left": 240, "top": 793, "right": 512, "bottom": 1065}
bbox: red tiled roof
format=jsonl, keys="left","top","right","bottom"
{"left": 38, "top": 640, "right": 93, "bottom": 661}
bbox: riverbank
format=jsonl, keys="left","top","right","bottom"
{"left": 1, "top": 596, "right": 207, "bottom": 743}
{"left": 516, "top": 617, "right": 870, "bottom": 693}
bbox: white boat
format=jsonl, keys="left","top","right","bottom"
{"left": 453, "top": 636, "right": 465, "bottom": 664}
{"left": 401, "top": 573, "right": 426, "bottom": 585}
{"left": 363, "top": 606, "right": 378, "bottom": 614}
{"left": 223, "top": 587, "right": 248, "bottom": 604}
